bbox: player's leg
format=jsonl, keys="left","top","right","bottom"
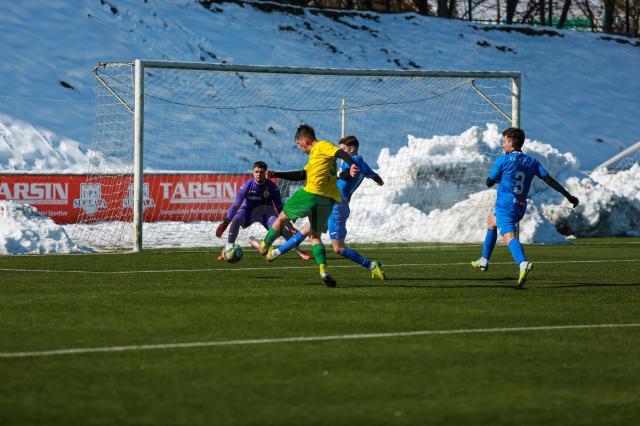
{"left": 471, "top": 214, "right": 497, "bottom": 271}
{"left": 269, "top": 223, "right": 310, "bottom": 261}
{"left": 331, "top": 238, "right": 386, "bottom": 281}
{"left": 499, "top": 213, "right": 532, "bottom": 288}
{"left": 248, "top": 210, "right": 287, "bottom": 255}
{"left": 309, "top": 232, "right": 335, "bottom": 288}
{"left": 310, "top": 196, "right": 336, "bottom": 287}
{"left": 250, "top": 188, "right": 312, "bottom": 256}
{"left": 328, "top": 203, "right": 385, "bottom": 280}
{"left": 280, "top": 221, "right": 312, "bottom": 260}
{"left": 218, "top": 211, "right": 244, "bottom": 260}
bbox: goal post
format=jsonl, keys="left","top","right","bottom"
{"left": 73, "top": 60, "right": 521, "bottom": 251}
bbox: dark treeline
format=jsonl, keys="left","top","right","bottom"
{"left": 259, "top": 0, "right": 640, "bottom": 36}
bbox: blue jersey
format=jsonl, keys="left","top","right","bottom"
{"left": 337, "top": 155, "right": 376, "bottom": 202}
{"left": 489, "top": 151, "right": 548, "bottom": 215}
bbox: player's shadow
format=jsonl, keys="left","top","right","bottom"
{"left": 336, "top": 276, "right": 519, "bottom": 289}
{"left": 544, "top": 282, "right": 640, "bottom": 289}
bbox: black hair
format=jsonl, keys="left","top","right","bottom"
{"left": 339, "top": 135, "right": 359, "bottom": 148}
{"left": 295, "top": 124, "right": 316, "bottom": 141}
{"left": 253, "top": 161, "right": 267, "bottom": 170}
{"left": 502, "top": 127, "right": 525, "bottom": 149}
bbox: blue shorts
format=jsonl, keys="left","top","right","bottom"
{"left": 328, "top": 201, "right": 350, "bottom": 240}
{"left": 495, "top": 210, "right": 525, "bottom": 236}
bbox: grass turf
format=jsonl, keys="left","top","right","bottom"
{"left": 1, "top": 237, "right": 639, "bottom": 425}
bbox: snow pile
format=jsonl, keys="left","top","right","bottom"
{"left": 544, "top": 164, "right": 640, "bottom": 237}
{"left": 346, "top": 124, "right": 639, "bottom": 244}
{"left": 0, "top": 201, "right": 87, "bottom": 254}
{"left": 0, "top": 113, "right": 114, "bottom": 173}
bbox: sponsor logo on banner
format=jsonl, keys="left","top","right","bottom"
{"left": 0, "top": 182, "right": 69, "bottom": 205}
{"left": 159, "top": 181, "right": 238, "bottom": 204}
{"left": 73, "top": 183, "right": 107, "bottom": 216}
{"left": 123, "top": 183, "right": 155, "bottom": 211}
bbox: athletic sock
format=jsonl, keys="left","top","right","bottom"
{"left": 276, "top": 231, "right": 306, "bottom": 256}
{"left": 481, "top": 228, "right": 497, "bottom": 260}
{"left": 341, "top": 246, "right": 371, "bottom": 268}
{"left": 263, "top": 227, "right": 280, "bottom": 249}
{"left": 312, "top": 243, "right": 326, "bottom": 267}
{"left": 319, "top": 263, "right": 326, "bottom": 275}
{"left": 270, "top": 248, "right": 281, "bottom": 258}
{"left": 507, "top": 239, "right": 527, "bottom": 266}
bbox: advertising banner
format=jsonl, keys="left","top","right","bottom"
{"left": 0, "top": 174, "right": 248, "bottom": 224}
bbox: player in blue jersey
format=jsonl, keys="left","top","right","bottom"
{"left": 215, "top": 161, "right": 310, "bottom": 260}
{"left": 471, "top": 128, "right": 579, "bottom": 287}
{"left": 265, "top": 135, "right": 386, "bottom": 280}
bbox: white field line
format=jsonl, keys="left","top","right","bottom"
{"left": 8, "top": 241, "right": 639, "bottom": 257}
{"left": 1, "top": 323, "right": 639, "bottom": 359}
{"left": 0, "top": 258, "right": 639, "bottom": 274}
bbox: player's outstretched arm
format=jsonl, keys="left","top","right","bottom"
{"left": 542, "top": 175, "right": 579, "bottom": 207}
{"left": 370, "top": 174, "right": 384, "bottom": 186}
{"left": 268, "top": 169, "right": 306, "bottom": 181}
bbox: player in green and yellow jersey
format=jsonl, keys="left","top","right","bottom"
{"left": 248, "top": 124, "right": 359, "bottom": 287}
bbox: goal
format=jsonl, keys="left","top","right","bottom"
{"left": 71, "top": 60, "right": 520, "bottom": 251}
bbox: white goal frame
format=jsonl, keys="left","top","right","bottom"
{"left": 95, "top": 59, "right": 521, "bottom": 252}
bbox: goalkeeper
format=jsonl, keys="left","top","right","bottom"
{"left": 248, "top": 125, "right": 359, "bottom": 288}
{"left": 471, "top": 127, "right": 579, "bottom": 288}
{"left": 215, "top": 161, "right": 310, "bottom": 261}
{"left": 266, "top": 135, "right": 386, "bottom": 281}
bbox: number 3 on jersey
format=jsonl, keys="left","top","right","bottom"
{"left": 514, "top": 171, "right": 525, "bottom": 194}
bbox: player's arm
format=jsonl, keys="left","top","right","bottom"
{"left": 335, "top": 149, "right": 359, "bottom": 176}
{"left": 216, "top": 181, "right": 247, "bottom": 237}
{"left": 267, "top": 169, "right": 306, "bottom": 181}
{"left": 542, "top": 175, "right": 579, "bottom": 207}
{"left": 359, "top": 159, "right": 384, "bottom": 186}
{"left": 486, "top": 156, "right": 503, "bottom": 188}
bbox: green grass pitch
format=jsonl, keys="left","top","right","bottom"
{"left": 1, "top": 238, "right": 639, "bottom": 425}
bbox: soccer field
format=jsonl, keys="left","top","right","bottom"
{"left": 1, "top": 238, "right": 639, "bottom": 425}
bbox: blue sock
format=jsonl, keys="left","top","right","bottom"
{"left": 278, "top": 232, "right": 306, "bottom": 255}
{"left": 341, "top": 246, "right": 371, "bottom": 268}
{"left": 507, "top": 239, "right": 527, "bottom": 266}
{"left": 481, "top": 228, "right": 497, "bottom": 260}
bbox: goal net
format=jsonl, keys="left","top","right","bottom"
{"left": 71, "top": 61, "right": 519, "bottom": 251}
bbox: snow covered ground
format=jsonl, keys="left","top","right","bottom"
{"left": 1, "top": 0, "right": 639, "bottom": 253}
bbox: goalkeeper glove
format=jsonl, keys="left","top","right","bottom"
{"left": 215, "top": 219, "right": 230, "bottom": 238}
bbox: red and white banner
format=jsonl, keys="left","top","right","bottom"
{"left": 0, "top": 174, "right": 249, "bottom": 224}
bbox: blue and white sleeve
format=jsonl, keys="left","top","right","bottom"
{"left": 535, "top": 160, "right": 549, "bottom": 179}
{"left": 359, "top": 159, "right": 376, "bottom": 178}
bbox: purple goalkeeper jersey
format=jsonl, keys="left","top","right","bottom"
{"left": 225, "top": 178, "right": 283, "bottom": 221}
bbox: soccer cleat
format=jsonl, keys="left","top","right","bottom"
{"left": 265, "top": 247, "right": 277, "bottom": 263}
{"left": 295, "top": 248, "right": 312, "bottom": 260}
{"left": 321, "top": 273, "right": 337, "bottom": 288}
{"left": 516, "top": 261, "right": 534, "bottom": 288}
{"left": 370, "top": 260, "right": 386, "bottom": 280}
{"left": 248, "top": 236, "right": 268, "bottom": 255}
{"left": 471, "top": 257, "right": 489, "bottom": 272}
{"left": 217, "top": 253, "right": 225, "bottom": 261}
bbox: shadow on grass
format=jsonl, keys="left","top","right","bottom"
{"left": 544, "top": 282, "right": 640, "bottom": 288}
{"left": 330, "top": 276, "right": 520, "bottom": 290}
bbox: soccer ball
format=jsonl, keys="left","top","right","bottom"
{"left": 222, "top": 243, "right": 243, "bottom": 263}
